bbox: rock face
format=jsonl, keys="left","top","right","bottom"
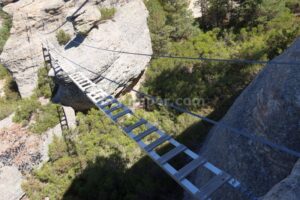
{"left": 0, "top": 122, "right": 62, "bottom": 200}
{"left": 0, "top": 0, "right": 152, "bottom": 110}
{"left": 188, "top": 39, "right": 300, "bottom": 199}
{"left": 263, "top": 159, "right": 300, "bottom": 200}
{"left": 0, "top": 166, "right": 24, "bottom": 200}
{"left": 188, "top": 0, "right": 202, "bottom": 18}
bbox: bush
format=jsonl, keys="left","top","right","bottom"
{"left": 56, "top": 30, "right": 71, "bottom": 46}
{"left": 0, "top": 9, "right": 12, "bottom": 53}
{"left": 0, "top": 64, "right": 8, "bottom": 79}
{"left": 0, "top": 99, "right": 15, "bottom": 120}
{"left": 34, "top": 66, "right": 53, "bottom": 98}
{"left": 30, "top": 103, "right": 60, "bottom": 134}
{"left": 48, "top": 136, "right": 69, "bottom": 161}
{"left": 3, "top": 76, "right": 20, "bottom": 101}
{"left": 99, "top": 7, "right": 116, "bottom": 21}
{"left": 13, "top": 97, "right": 41, "bottom": 125}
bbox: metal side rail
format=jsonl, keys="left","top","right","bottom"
{"left": 45, "top": 49, "right": 258, "bottom": 200}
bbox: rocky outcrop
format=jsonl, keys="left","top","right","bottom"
{"left": 188, "top": 39, "right": 300, "bottom": 199}
{"left": 0, "top": 166, "right": 24, "bottom": 200}
{"left": 0, "top": 0, "right": 152, "bottom": 110}
{"left": 0, "top": 121, "right": 62, "bottom": 199}
{"left": 0, "top": 113, "right": 14, "bottom": 129}
{"left": 263, "top": 159, "right": 300, "bottom": 200}
{"left": 188, "top": 0, "right": 202, "bottom": 18}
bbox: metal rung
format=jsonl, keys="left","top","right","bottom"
{"left": 74, "top": 78, "right": 84, "bottom": 82}
{"left": 78, "top": 80, "right": 88, "bottom": 84}
{"left": 157, "top": 145, "right": 187, "bottom": 165}
{"left": 98, "top": 98, "right": 116, "bottom": 108}
{"left": 81, "top": 82, "right": 91, "bottom": 87}
{"left": 196, "top": 173, "right": 231, "bottom": 200}
{"left": 90, "top": 93, "right": 104, "bottom": 99}
{"left": 82, "top": 85, "right": 93, "bottom": 90}
{"left": 124, "top": 119, "right": 148, "bottom": 133}
{"left": 70, "top": 73, "right": 80, "bottom": 78}
{"left": 133, "top": 126, "right": 158, "bottom": 142}
{"left": 72, "top": 75, "right": 82, "bottom": 80}
{"left": 144, "top": 135, "right": 172, "bottom": 152}
{"left": 99, "top": 95, "right": 113, "bottom": 103}
{"left": 111, "top": 109, "right": 132, "bottom": 121}
{"left": 94, "top": 95, "right": 105, "bottom": 101}
{"left": 174, "top": 156, "right": 207, "bottom": 181}
{"left": 83, "top": 86, "right": 93, "bottom": 91}
{"left": 105, "top": 104, "right": 124, "bottom": 114}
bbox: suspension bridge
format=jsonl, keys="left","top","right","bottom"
{"left": 41, "top": 40, "right": 299, "bottom": 200}
{"left": 36, "top": 2, "right": 300, "bottom": 197}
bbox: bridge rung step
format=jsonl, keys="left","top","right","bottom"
{"left": 98, "top": 98, "right": 116, "bottom": 108}
{"left": 105, "top": 104, "right": 124, "bottom": 114}
{"left": 133, "top": 126, "right": 158, "bottom": 142}
{"left": 174, "top": 156, "right": 207, "bottom": 181}
{"left": 196, "top": 172, "right": 231, "bottom": 200}
{"left": 93, "top": 95, "right": 105, "bottom": 101}
{"left": 157, "top": 145, "right": 187, "bottom": 165}
{"left": 144, "top": 135, "right": 172, "bottom": 152}
{"left": 71, "top": 74, "right": 81, "bottom": 79}
{"left": 78, "top": 80, "right": 88, "bottom": 84}
{"left": 83, "top": 86, "right": 93, "bottom": 91}
{"left": 72, "top": 76, "right": 82, "bottom": 81}
{"left": 81, "top": 82, "right": 91, "bottom": 87}
{"left": 111, "top": 109, "right": 132, "bottom": 121}
{"left": 124, "top": 119, "right": 148, "bottom": 133}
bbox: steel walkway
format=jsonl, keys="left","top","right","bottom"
{"left": 42, "top": 47, "right": 255, "bottom": 200}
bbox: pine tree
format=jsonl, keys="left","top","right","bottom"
{"left": 162, "top": 0, "right": 196, "bottom": 41}
{"left": 146, "top": 0, "right": 172, "bottom": 54}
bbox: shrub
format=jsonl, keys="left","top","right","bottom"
{"left": 0, "top": 9, "right": 12, "bottom": 53}
{"left": 3, "top": 76, "right": 20, "bottom": 101}
{"left": 99, "top": 7, "right": 116, "bottom": 21}
{"left": 30, "top": 103, "right": 60, "bottom": 134}
{"left": 0, "top": 64, "right": 8, "bottom": 79}
{"left": 13, "top": 97, "right": 41, "bottom": 125}
{"left": 49, "top": 136, "right": 69, "bottom": 161}
{"left": 56, "top": 30, "right": 71, "bottom": 46}
{"left": 0, "top": 99, "right": 15, "bottom": 120}
{"left": 34, "top": 66, "right": 53, "bottom": 98}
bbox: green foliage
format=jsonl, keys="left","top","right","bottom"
{"left": 49, "top": 136, "right": 69, "bottom": 161}
{"left": 0, "top": 64, "right": 8, "bottom": 79}
{"left": 0, "top": 9, "right": 12, "bottom": 53}
{"left": 0, "top": 99, "right": 16, "bottom": 120}
{"left": 23, "top": 101, "right": 203, "bottom": 199}
{"left": 3, "top": 74, "right": 20, "bottom": 101}
{"left": 145, "top": 0, "right": 171, "bottom": 54}
{"left": 99, "top": 7, "right": 116, "bottom": 21}
{"left": 23, "top": 109, "right": 143, "bottom": 199}
{"left": 22, "top": 0, "right": 300, "bottom": 199}
{"left": 30, "top": 103, "right": 60, "bottom": 134}
{"left": 143, "top": 0, "right": 300, "bottom": 111}
{"left": 56, "top": 30, "right": 71, "bottom": 46}
{"left": 34, "top": 66, "right": 53, "bottom": 98}
{"left": 162, "top": 0, "right": 197, "bottom": 41}
{"left": 13, "top": 97, "right": 41, "bottom": 125}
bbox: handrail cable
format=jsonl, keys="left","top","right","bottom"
{"left": 67, "top": 38, "right": 300, "bottom": 66}
{"left": 49, "top": 47, "right": 300, "bottom": 158}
